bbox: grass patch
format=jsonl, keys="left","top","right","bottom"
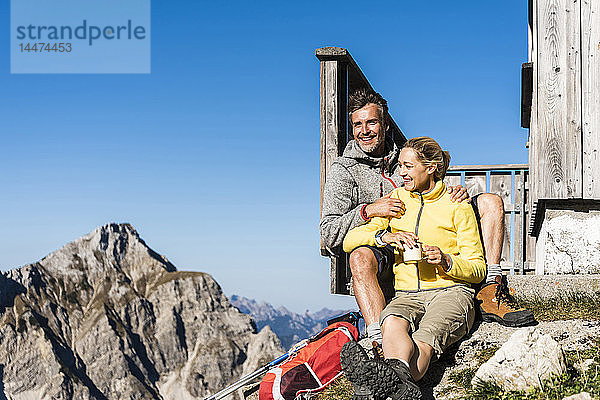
{"left": 477, "top": 346, "right": 500, "bottom": 364}
{"left": 514, "top": 293, "right": 600, "bottom": 321}
{"left": 448, "top": 367, "right": 477, "bottom": 388}
{"left": 317, "top": 375, "right": 353, "bottom": 400}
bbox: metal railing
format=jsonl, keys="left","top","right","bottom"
{"left": 445, "top": 164, "right": 535, "bottom": 274}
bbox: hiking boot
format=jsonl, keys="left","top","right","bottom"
{"left": 370, "top": 341, "right": 384, "bottom": 361}
{"left": 341, "top": 341, "right": 383, "bottom": 400}
{"left": 358, "top": 338, "right": 385, "bottom": 360}
{"left": 360, "top": 358, "right": 422, "bottom": 400}
{"left": 476, "top": 275, "right": 537, "bottom": 327}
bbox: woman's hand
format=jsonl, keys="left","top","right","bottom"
{"left": 382, "top": 231, "right": 418, "bottom": 249}
{"left": 422, "top": 244, "right": 452, "bottom": 271}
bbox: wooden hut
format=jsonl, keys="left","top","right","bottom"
{"left": 526, "top": 0, "right": 600, "bottom": 229}
{"left": 524, "top": 0, "right": 600, "bottom": 274}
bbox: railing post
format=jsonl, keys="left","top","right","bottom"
{"left": 319, "top": 55, "right": 349, "bottom": 294}
{"left": 519, "top": 168, "right": 527, "bottom": 274}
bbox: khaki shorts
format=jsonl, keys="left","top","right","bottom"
{"left": 380, "top": 285, "right": 475, "bottom": 358}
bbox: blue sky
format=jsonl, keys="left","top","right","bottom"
{"left": 1, "top": 1, "right": 529, "bottom": 313}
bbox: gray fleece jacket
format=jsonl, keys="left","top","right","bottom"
{"left": 320, "top": 139, "right": 402, "bottom": 252}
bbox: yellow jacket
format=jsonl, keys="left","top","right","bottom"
{"left": 343, "top": 181, "right": 486, "bottom": 291}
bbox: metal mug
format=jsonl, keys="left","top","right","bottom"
{"left": 403, "top": 241, "right": 423, "bottom": 263}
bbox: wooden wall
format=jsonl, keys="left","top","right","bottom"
{"left": 529, "top": 0, "right": 600, "bottom": 234}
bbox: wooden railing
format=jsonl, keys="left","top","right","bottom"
{"left": 444, "top": 164, "right": 535, "bottom": 274}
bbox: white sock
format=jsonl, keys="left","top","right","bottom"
{"left": 398, "top": 358, "right": 410, "bottom": 369}
{"left": 366, "top": 322, "right": 382, "bottom": 344}
{"left": 485, "top": 264, "right": 502, "bottom": 284}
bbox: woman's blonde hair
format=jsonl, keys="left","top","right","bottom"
{"left": 403, "top": 136, "right": 451, "bottom": 181}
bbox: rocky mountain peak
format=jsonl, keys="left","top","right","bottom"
{"left": 0, "top": 223, "right": 282, "bottom": 399}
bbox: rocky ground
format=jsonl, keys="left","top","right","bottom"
{"left": 421, "top": 319, "right": 600, "bottom": 399}
{"left": 243, "top": 274, "right": 600, "bottom": 400}
{"left": 242, "top": 319, "right": 600, "bottom": 400}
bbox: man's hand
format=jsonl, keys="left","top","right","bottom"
{"left": 447, "top": 185, "right": 470, "bottom": 203}
{"left": 382, "top": 231, "right": 418, "bottom": 249}
{"left": 422, "top": 244, "right": 451, "bottom": 271}
{"left": 365, "top": 195, "right": 406, "bottom": 219}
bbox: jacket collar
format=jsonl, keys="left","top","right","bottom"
{"left": 342, "top": 138, "right": 399, "bottom": 173}
{"left": 407, "top": 180, "right": 446, "bottom": 202}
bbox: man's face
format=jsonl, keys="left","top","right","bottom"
{"left": 351, "top": 103, "right": 386, "bottom": 156}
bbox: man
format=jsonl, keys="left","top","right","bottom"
{"left": 320, "top": 88, "right": 535, "bottom": 346}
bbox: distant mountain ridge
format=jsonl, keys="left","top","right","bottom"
{"left": 230, "top": 295, "right": 350, "bottom": 349}
{"left": 0, "top": 223, "right": 282, "bottom": 399}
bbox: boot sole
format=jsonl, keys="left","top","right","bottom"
{"left": 361, "top": 360, "right": 422, "bottom": 400}
{"left": 340, "top": 341, "right": 369, "bottom": 384}
{"left": 341, "top": 342, "right": 382, "bottom": 400}
{"left": 480, "top": 312, "right": 537, "bottom": 327}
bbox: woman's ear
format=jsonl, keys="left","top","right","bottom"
{"left": 426, "top": 164, "right": 437, "bottom": 176}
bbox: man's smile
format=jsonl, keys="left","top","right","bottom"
{"left": 358, "top": 135, "right": 377, "bottom": 143}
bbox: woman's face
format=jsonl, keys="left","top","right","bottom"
{"left": 399, "top": 147, "right": 436, "bottom": 192}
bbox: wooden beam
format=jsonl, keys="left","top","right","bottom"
{"left": 529, "top": 0, "right": 540, "bottom": 224}
{"left": 531, "top": 0, "right": 583, "bottom": 201}
{"left": 582, "top": 0, "right": 600, "bottom": 199}
{"left": 449, "top": 164, "right": 529, "bottom": 171}
{"left": 320, "top": 60, "right": 340, "bottom": 213}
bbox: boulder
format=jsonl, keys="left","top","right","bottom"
{"left": 536, "top": 210, "right": 600, "bottom": 274}
{"left": 472, "top": 327, "right": 566, "bottom": 391}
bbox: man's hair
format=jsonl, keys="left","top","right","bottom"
{"left": 348, "top": 88, "right": 388, "bottom": 123}
{"left": 403, "top": 136, "right": 451, "bottom": 181}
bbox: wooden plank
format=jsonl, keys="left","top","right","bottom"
{"left": 320, "top": 61, "right": 327, "bottom": 212}
{"left": 533, "top": 0, "right": 582, "bottom": 201}
{"left": 523, "top": 171, "right": 537, "bottom": 264}
{"left": 465, "top": 172, "right": 486, "bottom": 198}
{"left": 514, "top": 172, "right": 525, "bottom": 272}
{"left": 330, "top": 256, "right": 349, "bottom": 295}
{"left": 582, "top": 0, "right": 600, "bottom": 199}
{"left": 321, "top": 61, "right": 340, "bottom": 211}
{"left": 491, "top": 172, "right": 513, "bottom": 266}
{"left": 529, "top": 0, "right": 540, "bottom": 212}
{"left": 320, "top": 60, "right": 341, "bottom": 292}
{"left": 444, "top": 173, "right": 461, "bottom": 188}
{"left": 449, "top": 164, "right": 529, "bottom": 171}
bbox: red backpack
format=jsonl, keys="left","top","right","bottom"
{"left": 259, "top": 321, "right": 359, "bottom": 400}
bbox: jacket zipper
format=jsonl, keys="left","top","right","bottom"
{"left": 414, "top": 193, "right": 425, "bottom": 290}
{"left": 380, "top": 157, "right": 397, "bottom": 194}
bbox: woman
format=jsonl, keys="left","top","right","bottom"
{"left": 341, "top": 137, "right": 486, "bottom": 400}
